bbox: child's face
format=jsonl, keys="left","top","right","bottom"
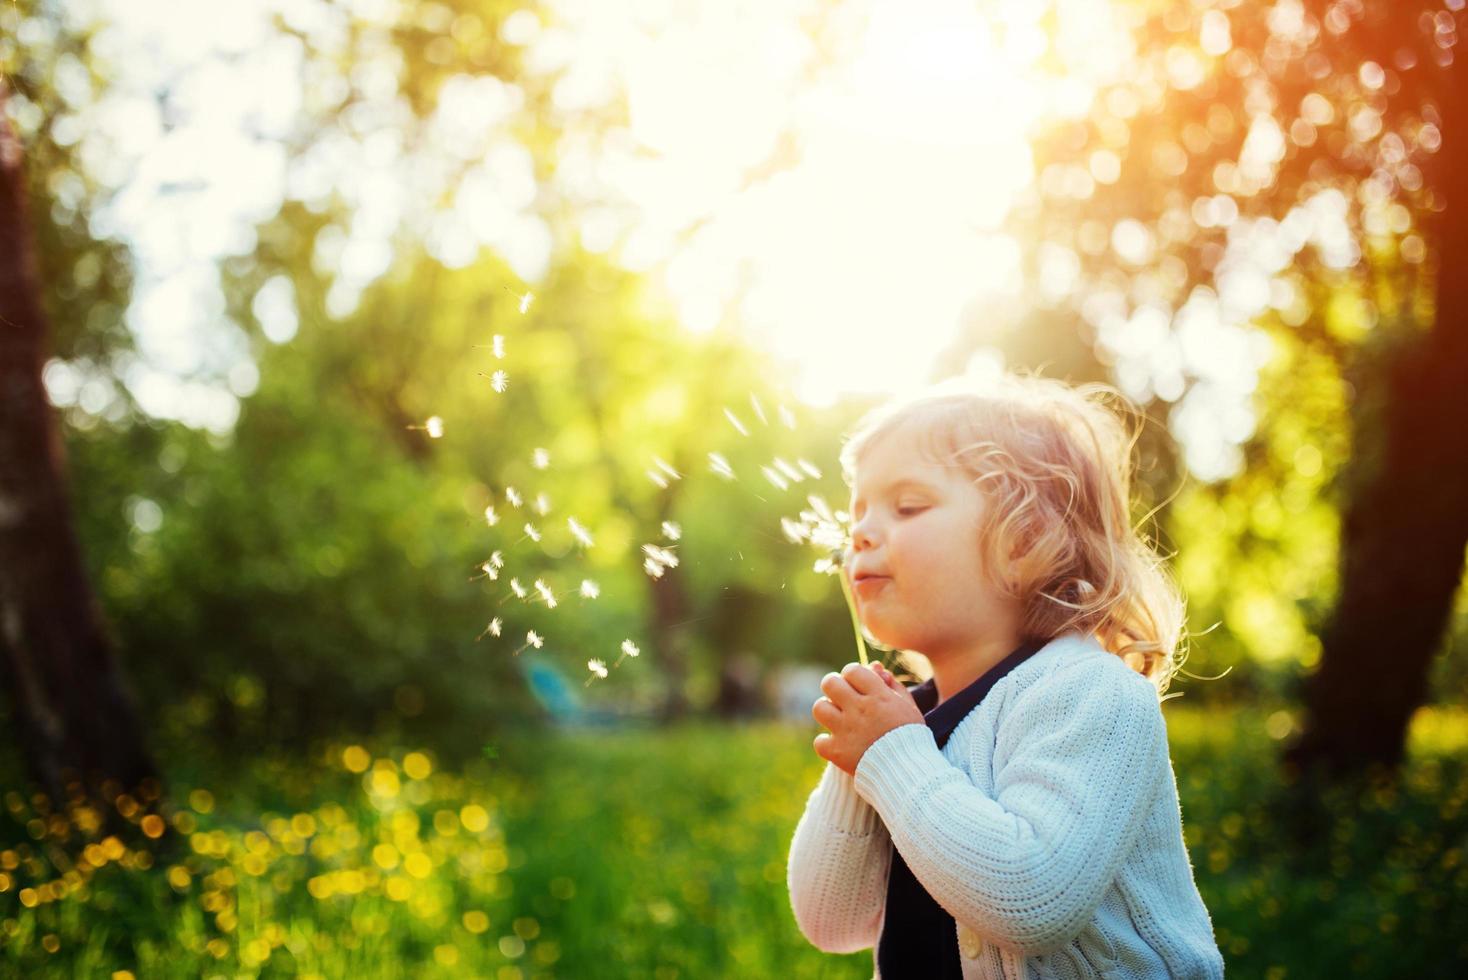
{"left": 843, "top": 431, "right": 1003, "bottom": 657}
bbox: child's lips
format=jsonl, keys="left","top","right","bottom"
{"left": 854, "top": 575, "right": 890, "bottom": 598}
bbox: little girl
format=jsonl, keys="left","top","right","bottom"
{"left": 786, "top": 371, "right": 1224, "bottom": 979}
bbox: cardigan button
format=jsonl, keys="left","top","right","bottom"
{"left": 957, "top": 924, "right": 984, "bottom": 959}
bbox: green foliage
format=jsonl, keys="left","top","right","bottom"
{"left": 58, "top": 239, "right": 863, "bottom": 755}
{"left": 3, "top": 709, "right": 1467, "bottom": 977}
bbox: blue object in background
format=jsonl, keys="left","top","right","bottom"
{"left": 517, "top": 657, "right": 626, "bottom": 728}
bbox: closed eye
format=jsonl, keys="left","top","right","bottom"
{"left": 896, "top": 505, "right": 927, "bottom": 516}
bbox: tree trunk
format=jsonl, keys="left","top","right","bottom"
{"left": 0, "top": 84, "right": 159, "bottom": 810}
{"left": 1284, "top": 58, "right": 1468, "bottom": 779}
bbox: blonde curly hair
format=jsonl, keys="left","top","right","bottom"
{"left": 838, "top": 369, "right": 1191, "bottom": 697}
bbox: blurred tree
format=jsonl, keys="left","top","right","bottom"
{"left": 0, "top": 81, "right": 158, "bottom": 808}
{"left": 1004, "top": 0, "right": 1467, "bottom": 779}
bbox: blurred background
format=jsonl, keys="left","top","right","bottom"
{"left": 2, "top": 0, "right": 1466, "bottom": 976}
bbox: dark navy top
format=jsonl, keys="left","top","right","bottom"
{"left": 875, "top": 635, "right": 1049, "bottom": 979}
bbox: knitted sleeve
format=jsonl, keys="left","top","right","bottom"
{"left": 786, "top": 760, "right": 893, "bottom": 953}
{"left": 851, "top": 657, "right": 1168, "bottom": 956}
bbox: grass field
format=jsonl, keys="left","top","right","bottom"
{"left": 3, "top": 705, "right": 1467, "bottom": 978}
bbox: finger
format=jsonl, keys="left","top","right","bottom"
{"left": 811, "top": 696, "right": 841, "bottom": 728}
{"left": 812, "top": 732, "right": 833, "bottom": 761}
{"left": 840, "top": 662, "right": 883, "bottom": 695}
{"left": 820, "top": 672, "right": 857, "bottom": 706}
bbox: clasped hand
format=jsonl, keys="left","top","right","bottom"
{"left": 811, "top": 662, "right": 925, "bottom": 776}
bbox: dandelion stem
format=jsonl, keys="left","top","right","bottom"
{"left": 838, "top": 573, "right": 869, "bottom": 666}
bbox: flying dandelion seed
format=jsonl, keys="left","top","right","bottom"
{"left": 480, "top": 370, "right": 509, "bottom": 392}
{"left": 798, "top": 458, "right": 823, "bottom": 479}
{"left": 490, "top": 550, "right": 505, "bottom": 569}
{"left": 532, "top": 448, "right": 550, "bottom": 469}
{"left": 708, "top": 452, "right": 735, "bottom": 480}
{"left": 506, "top": 487, "right": 523, "bottom": 508}
{"left": 642, "top": 544, "right": 679, "bottom": 569}
{"left": 749, "top": 393, "right": 768, "bottom": 425}
{"left": 534, "top": 493, "right": 551, "bottom": 516}
{"left": 653, "top": 457, "right": 681, "bottom": 481}
{"left": 523, "top": 523, "right": 541, "bottom": 543}
{"left": 473, "top": 559, "right": 500, "bottom": 581}
{"left": 406, "top": 416, "right": 445, "bottom": 438}
{"left": 647, "top": 468, "right": 670, "bottom": 489}
{"left": 484, "top": 504, "right": 499, "bottom": 527}
{"left": 533, "top": 579, "right": 556, "bottom": 608}
{"left": 579, "top": 579, "right": 600, "bottom": 599}
{"left": 661, "top": 521, "right": 681, "bottom": 541}
{"left": 773, "top": 457, "right": 804, "bottom": 483}
{"left": 584, "top": 658, "right": 608, "bottom": 685}
{"left": 510, "top": 578, "right": 528, "bottom": 599}
{"left": 615, "top": 639, "right": 640, "bottom": 666}
{"left": 761, "top": 466, "right": 790, "bottom": 491}
{"left": 724, "top": 408, "right": 749, "bottom": 437}
{"left": 476, "top": 617, "right": 503, "bottom": 641}
{"left": 568, "top": 517, "right": 595, "bottom": 548}
{"left": 643, "top": 557, "right": 665, "bottom": 579}
{"left": 513, "top": 630, "right": 545, "bottom": 656}
{"left": 807, "top": 494, "right": 835, "bottom": 523}
{"left": 814, "top": 557, "right": 838, "bottom": 574}
{"left": 779, "top": 404, "right": 797, "bottom": 429}
{"left": 492, "top": 334, "right": 505, "bottom": 358}
{"left": 519, "top": 292, "right": 533, "bottom": 314}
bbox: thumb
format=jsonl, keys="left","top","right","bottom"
{"left": 874, "top": 663, "right": 908, "bottom": 694}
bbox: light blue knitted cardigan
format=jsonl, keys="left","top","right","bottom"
{"left": 787, "top": 630, "right": 1225, "bottom": 979}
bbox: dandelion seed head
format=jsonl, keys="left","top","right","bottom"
{"left": 587, "top": 658, "right": 608, "bottom": 679}
{"left": 532, "top": 448, "right": 550, "bottom": 469}
{"left": 579, "top": 579, "right": 600, "bottom": 599}
{"left": 621, "top": 639, "right": 640, "bottom": 659}
{"left": 510, "top": 578, "right": 528, "bottom": 599}
{"left": 643, "top": 557, "right": 665, "bottom": 579}
{"left": 490, "top": 370, "right": 509, "bottom": 393}
{"left": 526, "top": 630, "right": 543, "bottom": 648}
{"left": 484, "top": 505, "right": 499, "bottom": 527}
{"left": 490, "top": 551, "right": 505, "bottom": 569}
{"left": 506, "top": 487, "right": 522, "bottom": 508}
{"left": 425, "top": 416, "right": 444, "bottom": 439}
{"left": 780, "top": 517, "right": 811, "bottom": 544}
{"left": 489, "top": 617, "right": 502, "bottom": 637}
{"left": 809, "top": 521, "right": 847, "bottom": 552}
{"left": 708, "top": 452, "right": 735, "bottom": 480}
{"left": 813, "top": 557, "right": 839, "bottom": 575}
{"left": 660, "top": 521, "right": 681, "bottom": 541}
{"left": 523, "top": 522, "right": 541, "bottom": 542}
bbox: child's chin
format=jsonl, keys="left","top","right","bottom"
{"left": 861, "top": 619, "right": 905, "bottom": 651}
